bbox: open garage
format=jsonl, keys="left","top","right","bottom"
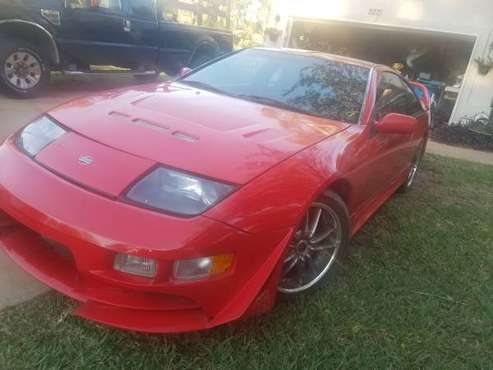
{"left": 287, "top": 18, "right": 477, "bottom": 123}
{"left": 267, "top": 0, "right": 493, "bottom": 125}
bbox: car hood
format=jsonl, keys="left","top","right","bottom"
{"left": 48, "top": 83, "right": 349, "bottom": 185}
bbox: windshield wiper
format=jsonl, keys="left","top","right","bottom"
{"left": 235, "top": 94, "right": 316, "bottom": 117}
{"left": 179, "top": 80, "right": 226, "bottom": 95}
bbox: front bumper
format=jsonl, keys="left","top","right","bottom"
{"left": 0, "top": 140, "right": 292, "bottom": 333}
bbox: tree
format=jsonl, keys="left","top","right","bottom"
{"left": 162, "top": 0, "right": 272, "bottom": 48}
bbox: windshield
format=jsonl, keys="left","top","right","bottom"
{"left": 180, "top": 49, "right": 370, "bottom": 124}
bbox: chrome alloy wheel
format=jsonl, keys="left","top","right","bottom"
{"left": 4, "top": 51, "right": 42, "bottom": 90}
{"left": 278, "top": 202, "right": 343, "bottom": 293}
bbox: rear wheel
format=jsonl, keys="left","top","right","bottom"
{"left": 188, "top": 47, "right": 215, "bottom": 69}
{"left": 0, "top": 38, "right": 49, "bottom": 98}
{"left": 278, "top": 192, "right": 349, "bottom": 293}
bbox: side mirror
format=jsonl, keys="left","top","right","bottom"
{"left": 374, "top": 113, "right": 417, "bottom": 135}
{"left": 178, "top": 67, "right": 193, "bottom": 77}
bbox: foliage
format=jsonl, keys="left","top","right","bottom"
{"left": 230, "top": 0, "right": 272, "bottom": 48}
{"left": 474, "top": 41, "right": 493, "bottom": 75}
{"left": 164, "top": 0, "right": 273, "bottom": 48}
{"left": 432, "top": 124, "right": 493, "bottom": 152}
{"left": 283, "top": 62, "right": 369, "bottom": 123}
{"left": 474, "top": 57, "right": 493, "bottom": 75}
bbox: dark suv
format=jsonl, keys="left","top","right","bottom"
{"left": 0, "top": 0, "right": 233, "bottom": 97}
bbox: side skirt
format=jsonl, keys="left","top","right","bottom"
{"left": 349, "top": 170, "right": 408, "bottom": 238}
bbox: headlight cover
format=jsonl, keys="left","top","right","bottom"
{"left": 17, "top": 116, "right": 66, "bottom": 156}
{"left": 126, "top": 167, "right": 236, "bottom": 216}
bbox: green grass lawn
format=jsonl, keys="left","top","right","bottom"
{"left": 1, "top": 155, "right": 492, "bottom": 369}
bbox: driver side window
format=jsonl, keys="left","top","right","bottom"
{"left": 374, "top": 72, "right": 424, "bottom": 120}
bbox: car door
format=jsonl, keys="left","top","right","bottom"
{"left": 60, "top": 0, "right": 133, "bottom": 68}
{"left": 371, "top": 71, "right": 427, "bottom": 183}
{"left": 122, "top": 0, "right": 160, "bottom": 69}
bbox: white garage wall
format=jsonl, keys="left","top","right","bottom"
{"left": 270, "top": 0, "right": 493, "bottom": 123}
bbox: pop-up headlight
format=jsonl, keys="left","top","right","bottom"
{"left": 17, "top": 116, "right": 65, "bottom": 156}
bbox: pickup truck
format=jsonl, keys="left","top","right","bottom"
{"left": 0, "top": 0, "right": 233, "bottom": 97}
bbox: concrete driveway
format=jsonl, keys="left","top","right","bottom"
{"left": 0, "top": 73, "right": 164, "bottom": 310}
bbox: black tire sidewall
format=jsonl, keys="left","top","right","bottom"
{"left": 309, "top": 191, "right": 351, "bottom": 289}
{"left": 188, "top": 48, "right": 215, "bottom": 69}
{"left": 399, "top": 140, "right": 426, "bottom": 193}
{"left": 321, "top": 191, "right": 351, "bottom": 259}
{"left": 0, "top": 40, "right": 49, "bottom": 98}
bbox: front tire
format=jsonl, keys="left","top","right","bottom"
{"left": 0, "top": 38, "right": 49, "bottom": 98}
{"left": 399, "top": 141, "right": 426, "bottom": 192}
{"left": 278, "top": 191, "right": 350, "bottom": 294}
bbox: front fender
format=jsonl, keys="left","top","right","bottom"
{"left": 0, "top": 19, "right": 60, "bottom": 64}
{"left": 204, "top": 134, "right": 350, "bottom": 234}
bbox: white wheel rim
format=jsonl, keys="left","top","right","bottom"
{"left": 4, "top": 51, "right": 42, "bottom": 90}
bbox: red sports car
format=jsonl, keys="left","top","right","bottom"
{"left": 0, "top": 48, "right": 428, "bottom": 333}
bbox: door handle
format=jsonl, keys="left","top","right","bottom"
{"left": 123, "top": 19, "right": 131, "bottom": 32}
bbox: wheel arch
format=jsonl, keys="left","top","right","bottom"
{"left": 188, "top": 39, "right": 219, "bottom": 64}
{"left": 287, "top": 176, "right": 353, "bottom": 240}
{"left": 324, "top": 178, "right": 352, "bottom": 213}
{"left": 0, "top": 19, "right": 60, "bottom": 65}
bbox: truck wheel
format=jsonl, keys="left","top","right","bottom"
{"left": 0, "top": 38, "right": 49, "bottom": 98}
{"left": 188, "top": 47, "right": 215, "bottom": 69}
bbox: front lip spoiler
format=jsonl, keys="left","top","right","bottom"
{"left": 0, "top": 212, "right": 293, "bottom": 333}
{"left": 75, "top": 302, "right": 211, "bottom": 333}
{"left": 0, "top": 222, "right": 211, "bottom": 333}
